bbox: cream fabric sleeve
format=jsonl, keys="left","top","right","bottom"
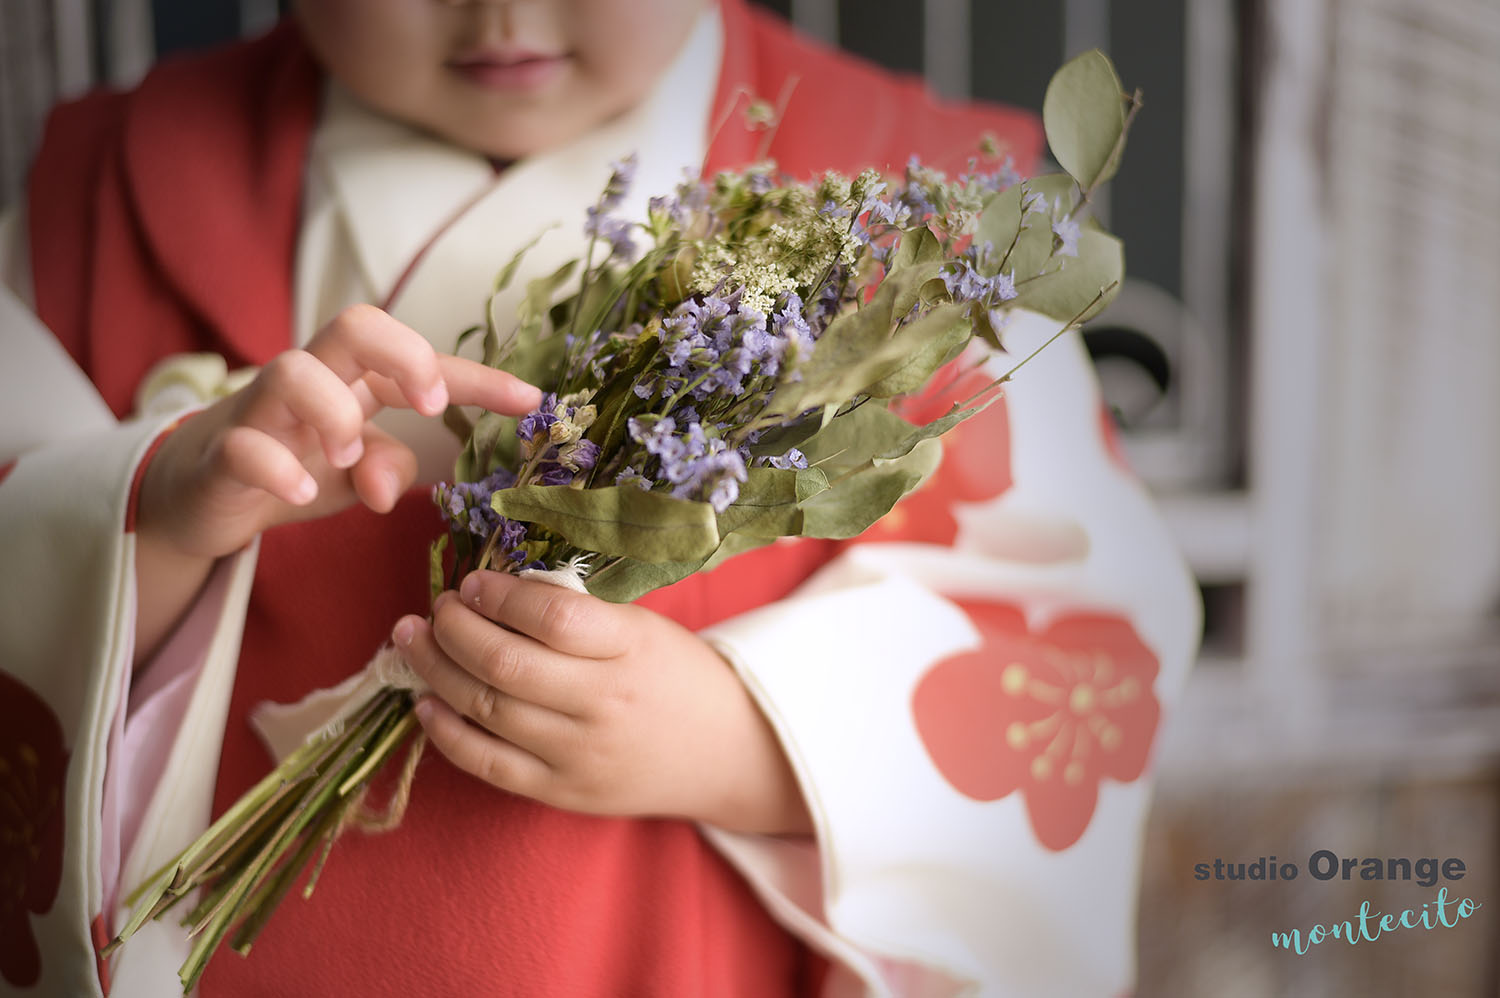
{"left": 0, "top": 209, "right": 259, "bottom": 998}
{"left": 699, "top": 311, "right": 1203, "bottom": 998}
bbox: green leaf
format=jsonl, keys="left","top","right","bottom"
{"left": 714, "top": 466, "right": 829, "bottom": 540}
{"left": 487, "top": 259, "right": 576, "bottom": 379}
{"left": 583, "top": 555, "right": 710, "bottom": 603}
{"left": 800, "top": 439, "right": 941, "bottom": 539}
{"left": 492, "top": 228, "right": 553, "bottom": 295}
{"left": 975, "top": 174, "right": 1079, "bottom": 284}
{"left": 456, "top": 409, "right": 519, "bottom": 482}
{"left": 746, "top": 404, "right": 837, "bottom": 460}
{"left": 454, "top": 323, "right": 483, "bottom": 356}
{"left": 579, "top": 469, "right": 828, "bottom": 602}
{"left": 442, "top": 403, "right": 474, "bottom": 447}
{"left": 584, "top": 332, "right": 661, "bottom": 466}
{"left": 769, "top": 270, "right": 957, "bottom": 417}
{"left": 1043, "top": 50, "right": 1129, "bottom": 192}
{"left": 887, "top": 224, "right": 944, "bottom": 275}
{"left": 478, "top": 229, "right": 551, "bottom": 366}
{"left": 1012, "top": 227, "right": 1124, "bottom": 323}
{"left": 491, "top": 485, "right": 720, "bottom": 563}
{"left": 873, "top": 384, "right": 1007, "bottom": 464}
{"left": 429, "top": 535, "right": 449, "bottom": 605}
{"left": 863, "top": 305, "right": 970, "bottom": 398}
{"left": 567, "top": 266, "right": 628, "bottom": 343}
{"left": 799, "top": 402, "right": 922, "bottom": 473}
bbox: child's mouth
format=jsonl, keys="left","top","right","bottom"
{"left": 447, "top": 48, "right": 570, "bottom": 93}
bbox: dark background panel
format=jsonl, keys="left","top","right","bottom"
{"left": 1108, "top": 0, "right": 1186, "bottom": 298}
{"left": 969, "top": 2, "right": 1066, "bottom": 122}
{"left": 836, "top": 0, "right": 924, "bottom": 75}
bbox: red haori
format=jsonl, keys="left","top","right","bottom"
{"left": 912, "top": 600, "right": 1160, "bottom": 851}
{"left": 0, "top": 671, "right": 69, "bottom": 989}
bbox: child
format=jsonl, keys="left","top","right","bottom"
{"left": 0, "top": 0, "right": 1201, "bottom": 995}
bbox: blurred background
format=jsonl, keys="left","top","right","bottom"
{"left": 3, "top": 0, "right": 1498, "bottom": 993}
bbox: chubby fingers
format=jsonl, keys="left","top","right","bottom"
{"left": 456, "top": 571, "right": 634, "bottom": 659}
{"left": 311, "top": 304, "right": 544, "bottom": 418}
{"left": 308, "top": 305, "right": 450, "bottom": 416}
{"left": 239, "top": 348, "right": 369, "bottom": 474}
{"left": 346, "top": 423, "right": 418, "bottom": 514}
{"left": 438, "top": 355, "right": 544, "bottom": 417}
{"left": 410, "top": 695, "right": 553, "bottom": 800}
{"left": 401, "top": 591, "right": 599, "bottom": 716}
{"left": 393, "top": 608, "right": 575, "bottom": 762}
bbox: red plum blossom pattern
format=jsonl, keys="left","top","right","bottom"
{"left": 912, "top": 600, "right": 1160, "bottom": 850}
{"left": 0, "top": 671, "right": 69, "bottom": 988}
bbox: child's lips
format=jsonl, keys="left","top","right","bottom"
{"left": 447, "top": 49, "right": 570, "bottom": 92}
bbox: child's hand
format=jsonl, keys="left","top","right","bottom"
{"left": 130, "top": 306, "right": 540, "bottom": 667}
{"left": 392, "top": 571, "right": 815, "bottom": 837}
{"left": 137, "top": 306, "right": 541, "bottom": 561}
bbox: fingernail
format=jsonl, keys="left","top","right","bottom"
{"left": 393, "top": 617, "right": 415, "bottom": 646}
{"left": 413, "top": 699, "right": 434, "bottom": 724}
{"left": 332, "top": 438, "right": 363, "bottom": 468}
{"left": 381, "top": 469, "right": 402, "bottom": 506}
{"left": 421, "top": 383, "right": 449, "bottom": 415}
{"left": 291, "top": 474, "right": 317, "bottom": 505}
{"left": 460, "top": 573, "right": 481, "bottom": 606}
{"left": 433, "top": 590, "right": 455, "bottom": 613}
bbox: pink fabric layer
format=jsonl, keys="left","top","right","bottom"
{"left": 100, "top": 556, "right": 237, "bottom": 914}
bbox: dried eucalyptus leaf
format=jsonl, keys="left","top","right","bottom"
{"left": 864, "top": 305, "right": 970, "bottom": 398}
{"left": 715, "top": 466, "right": 830, "bottom": 540}
{"left": 887, "top": 224, "right": 945, "bottom": 274}
{"left": 975, "top": 173, "right": 1078, "bottom": 282}
{"left": 771, "top": 266, "right": 952, "bottom": 416}
{"left": 800, "top": 439, "right": 941, "bottom": 539}
{"left": 1012, "top": 228, "right": 1123, "bottom": 322}
{"left": 873, "top": 387, "right": 1006, "bottom": 464}
{"left": 1043, "top": 50, "right": 1128, "bottom": 192}
{"left": 746, "top": 404, "right": 836, "bottom": 459}
{"left": 583, "top": 556, "right": 709, "bottom": 603}
{"left": 694, "top": 530, "right": 778, "bottom": 575}
{"left": 799, "top": 402, "right": 921, "bottom": 473}
{"left": 491, "top": 485, "right": 719, "bottom": 563}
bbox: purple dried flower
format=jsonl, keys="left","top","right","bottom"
{"left": 1052, "top": 212, "right": 1081, "bottom": 257}
{"left": 517, "top": 394, "right": 560, "bottom": 445}
{"left": 707, "top": 476, "right": 741, "bottom": 513}
{"left": 537, "top": 464, "right": 577, "bottom": 486}
{"left": 757, "top": 447, "right": 808, "bottom": 470}
{"left": 584, "top": 208, "right": 637, "bottom": 259}
{"left": 615, "top": 466, "right": 653, "bottom": 490}
{"left": 599, "top": 154, "right": 637, "bottom": 212}
{"left": 866, "top": 199, "right": 911, "bottom": 228}
{"left": 565, "top": 438, "right": 601, "bottom": 471}
{"left": 992, "top": 270, "right": 1018, "bottom": 302}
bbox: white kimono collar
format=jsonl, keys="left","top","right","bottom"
{"left": 308, "top": 7, "right": 725, "bottom": 308}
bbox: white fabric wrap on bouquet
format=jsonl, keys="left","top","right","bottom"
{"left": 248, "top": 565, "right": 590, "bottom": 763}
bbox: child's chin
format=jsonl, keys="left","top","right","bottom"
{"left": 438, "top": 107, "right": 614, "bottom": 163}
